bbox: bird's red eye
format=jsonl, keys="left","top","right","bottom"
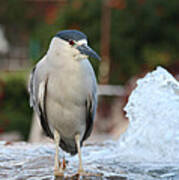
{"left": 69, "top": 40, "right": 75, "bottom": 46}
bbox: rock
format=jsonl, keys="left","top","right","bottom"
{"left": 0, "top": 140, "right": 179, "bottom": 180}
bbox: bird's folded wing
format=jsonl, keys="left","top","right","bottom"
{"left": 29, "top": 67, "right": 36, "bottom": 108}
{"left": 82, "top": 91, "right": 97, "bottom": 142}
{"left": 38, "top": 81, "right": 46, "bottom": 112}
{"left": 28, "top": 67, "right": 53, "bottom": 139}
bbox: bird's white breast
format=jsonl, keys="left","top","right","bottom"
{"left": 46, "top": 55, "right": 94, "bottom": 139}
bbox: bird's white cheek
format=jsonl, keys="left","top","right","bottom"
{"left": 74, "top": 53, "right": 88, "bottom": 61}
{"left": 71, "top": 48, "right": 87, "bottom": 61}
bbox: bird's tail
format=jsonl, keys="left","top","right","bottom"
{"left": 59, "top": 137, "right": 82, "bottom": 156}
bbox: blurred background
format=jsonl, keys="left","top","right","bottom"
{"left": 0, "top": 0, "right": 179, "bottom": 143}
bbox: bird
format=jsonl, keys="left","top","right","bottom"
{"left": 28, "top": 30, "right": 100, "bottom": 177}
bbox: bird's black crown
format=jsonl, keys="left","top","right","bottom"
{"left": 55, "top": 30, "right": 87, "bottom": 42}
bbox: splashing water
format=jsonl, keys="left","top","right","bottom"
{"left": 120, "top": 66, "right": 179, "bottom": 162}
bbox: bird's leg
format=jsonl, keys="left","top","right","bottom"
{"left": 75, "top": 134, "right": 84, "bottom": 173}
{"left": 73, "top": 134, "right": 102, "bottom": 178}
{"left": 54, "top": 129, "right": 64, "bottom": 177}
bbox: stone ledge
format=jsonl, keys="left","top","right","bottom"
{"left": 1, "top": 141, "right": 178, "bottom": 180}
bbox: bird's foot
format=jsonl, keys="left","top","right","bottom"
{"left": 70, "top": 169, "right": 102, "bottom": 178}
{"left": 54, "top": 158, "right": 67, "bottom": 177}
{"left": 54, "top": 169, "right": 64, "bottom": 177}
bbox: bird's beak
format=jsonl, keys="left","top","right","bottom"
{"left": 76, "top": 44, "right": 101, "bottom": 61}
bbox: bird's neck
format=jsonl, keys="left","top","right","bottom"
{"left": 46, "top": 48, "right": 78, "bottom": 68}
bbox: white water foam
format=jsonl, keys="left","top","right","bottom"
{"left": 120, "top": 66, "right": 179, "bottom": 162}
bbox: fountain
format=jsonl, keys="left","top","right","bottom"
{"left": 121, "top": 66, "right": 179, "bottom": 162}
{"left": 0, "top": 66, "right": 179, "bottom": 179}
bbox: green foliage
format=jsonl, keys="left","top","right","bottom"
{"left": 2, "top": 0, "right": 179, "bottom": 83}
{"left": 0, "top": 72, "right": 33, "bottom": 140}
{"left": 30, "top": 0, "right": 179, "bottom": 84}
{"left": 110, "top": 0, "right": 179, "bottom": 83}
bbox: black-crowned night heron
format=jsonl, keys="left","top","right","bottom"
{"left": 28, "top": 30, "right": 100, "bottom": 177}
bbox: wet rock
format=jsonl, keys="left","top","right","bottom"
{"left": 0, "top": 141, "right": 179, "bottom": 180}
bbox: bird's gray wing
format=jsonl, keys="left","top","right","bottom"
{"left": 28, "top": 66, "right": 53, "bottom": 139}
{"left": 82, "top": 82, "right": 97, "bottom": 142}
{"left": 29, "top": 67, "right": 36, "bottom": 108}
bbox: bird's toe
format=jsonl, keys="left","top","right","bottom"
{"left": 54, "top": 169, "right": 64, "bottom": 177}
{"left": 71, "top": 170, "right": 102, "bottom": 178}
